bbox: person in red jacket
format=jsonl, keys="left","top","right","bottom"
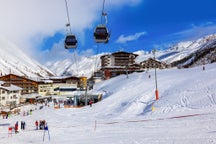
{"left": 15, "top": 122, "right": 18, "bottom": 134}
{"left": 89, "top": 100, "right": 93, "bottom": 107}
{"left": 35, "top": 120, "right": 38, "bottom": 130}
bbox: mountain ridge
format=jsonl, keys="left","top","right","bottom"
{"left": 48, "top": 34, "right": 216, "bottom": 77}
{"left": 0, "top": 36, "right": 54, "bottom": 78}
{"left": 0, "top": 34, "right": 215, "bottom": 78}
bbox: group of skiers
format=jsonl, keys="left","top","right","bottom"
{"left": 12, "top": 120, "right": 46, "bottom": 134}
{"left": 2, "top": 113, "right": 9, "bottom": 119}
{"left": 14, "top": 121, "right": 26, "bottom": 134}
{"left": 35, "top": 120, "right": 46, "bottom": 130}
{"left": 22, "top": 109, "right": 33, "bottom": 116}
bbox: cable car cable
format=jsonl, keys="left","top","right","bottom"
{"left": 73, "top": 50, "right": 79, "bottom": 76}
{"left": 65, "top": 0, "right": 72, "bottom": 33}
{"left": 64, "top": 0, "right": 77, "bottom": 49}
{"left": 93, "top": 44, "right": 100, "bottom": 74}
{"left": 64, "top": 0, "right": 79, "bottom": 76}
{"left": 94, "top": 0, "right": 110, "bottom": 43}
{"left": 101, "top": 0, "right": 107, "bottom": 25}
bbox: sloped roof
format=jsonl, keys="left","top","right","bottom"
{"left": 0, "top": 74, "right": 39, "bottom": 82}
{"left": 0, "top": 81, "right": 22, "bottom": 91}
{"left": 100, "top": 51, "right": 139, "bottom": 59}
{"left": 112, "top": 51, "right": 138, "bottom": 57}
{"left": 49, "top": 75, "right": 79, "bottom": 80}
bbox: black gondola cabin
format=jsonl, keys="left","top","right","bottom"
{"left": 65, "top": 34, "right": 77, "bottom": 49}
{"left": 94, "top": 25, "right": 110, "bottom": 43}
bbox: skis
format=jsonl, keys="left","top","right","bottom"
{"left": 43, "top": 125, "right": 50, "bottom": 142}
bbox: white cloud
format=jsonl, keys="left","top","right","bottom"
{"left": 116, "top": 31, "right": 147, "bottom": 44}
{"left": 171, "top": 23, "right": 216, "bottom": 41}
{"left": 107, "top": 0, "right": 142, "bottom": 7}
{"left": 0, "top": 0, "right": 142, "bottom": 65}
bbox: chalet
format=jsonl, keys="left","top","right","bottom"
{"left": 49, "top": 76, "right": 79, "bottom": 84}
{"left": 101, "top": 51, "right": 138, "bottom": 67}
{"left": 0, "top": 74, "right": 39, "bottom": 95}
{"left": 100, "top": 51, "right": 140, "bottom": 79}
{"left": 30, "top": 75, "right": 85, "bottom": 96}
{"left": 0, "top": 81, "right": 22, "bottom": 108}
{"left": 48, "top": 76, "right": 85, "bottom": 95}
{"left": 91, "top": 71, "right": 103, "bottom": 83}
{"left": 140, "top": 58, "right": 169, "bottom": 69}
{"left": 38, "top": 79, "right": 53, "bottom": 96}
{"left": 79, "top": 76, "right": 87, "bottom": 90}
{"left": 20, "top": 94, "right": 51, "bottom": 104}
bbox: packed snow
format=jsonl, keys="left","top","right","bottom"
{"left": 0, "top": 63, "right": 216, "bottom": 144}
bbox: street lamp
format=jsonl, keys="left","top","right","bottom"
{"left": 125, "top": 64, "right": 129, "bottom": 79}
{"left": 152, "top": 49, "right": 159, "bottom": 100}
{"left": 85, "top": 82, "right": 88, "bottom": 106}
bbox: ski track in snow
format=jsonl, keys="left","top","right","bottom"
{"left": 0, "top": 63, "right": 216, "bottom": 143}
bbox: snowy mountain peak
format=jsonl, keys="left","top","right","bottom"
{"left": 171, "top": 34, "right": 216, "bottom": 51}
{"left": 48, "top": 34, "right": 216, "bottom": 77}
{"left": 0, "top": 36, "right": 54, "bottom": 78}
{"left": 1, "top": 33, "right": 215, "bottom": 78}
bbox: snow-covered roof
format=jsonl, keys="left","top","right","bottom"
{"left": 49, "top": 75, "right": 79, "bottom": 79}
{"left": 41, "top": 79, "right": 53, "bottom": 84}
{"left": 20, "top": 93, "right": 41, "bottom": 99}
{"left": 0, "top": 81, "right": 22, "bottom": 91}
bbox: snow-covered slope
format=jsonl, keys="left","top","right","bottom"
{"left": 137, "top": 34, "right": 216, "bottom": 64}
{"left": 47, "top": 54, "right": 106, "bottom": 78}
{"left": 1, "top": 63, "right": 216, "bottom": 144}
{"left": 0, "top": 36, "right": 54, "bottom": 77}
{"left": 92, "top": 63, "right": 216, "bottom": 119}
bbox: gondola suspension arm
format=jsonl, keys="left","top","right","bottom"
{"left": 101, "top": 0, "right": 108, "bottom": 25}
{"left": 65, "top": 0, "right": 72, "bottom": 34}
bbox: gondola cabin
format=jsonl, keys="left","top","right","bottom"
{"left": 94, "top": 25, "right": 110, "bottom": 43}
{"left": 65, "top": 34, "right": 77, "bottom": 49}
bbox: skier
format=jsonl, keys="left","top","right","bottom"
{"left": 203, "top": 65, "right": 205, "bottom": 71}
{"left": 44, "top": 123, "right": 48, "bottom": 131}
{"left": 23, "top": 121, "right": 26, "bottom": 130}
{"left": 21, "top": 121, "right": 23, "bottom": 130}
{"left": 35, "top": 120, "right": 38, "bottom": 130}
{"left": 15, "top": 122, "right": 19, "bottom": 134}
{"left": 30, "top": 109, "right": 33, "bottom": 115}
{"left": 43, "top": 122, "right": 50, "bottom": 141}
{"left": 89, "top": 100, "right": 93, "bottom": 107}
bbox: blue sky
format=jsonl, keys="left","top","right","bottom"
{"left": 103, "top": 0, "right": 216, "bottom": 52}
{"left": 0, "top": 0, "right": 216, "bottom": 65}
{"left": 44, "top": 0, "right": 216, "bottom": 56}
